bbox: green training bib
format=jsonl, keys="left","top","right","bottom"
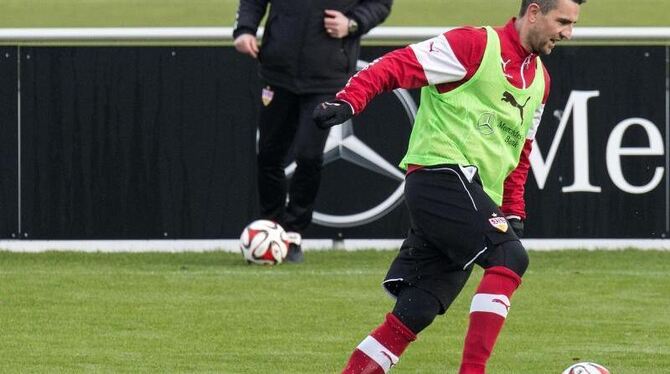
{"left": 400, "top": 26, "right": 545, "bottom": 205}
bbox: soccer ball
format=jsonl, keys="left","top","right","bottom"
{"left": 562, "top": 362, "right": 610, "bottom": 374}
{"left": 239, "top": 220, "right": 289, "bottom": 265}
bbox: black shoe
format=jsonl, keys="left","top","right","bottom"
{"left": 285, "top": 243, "right": 304, "bottom": 263}
{"left": 283, "top": 231, "right": 303, "bottom": 263}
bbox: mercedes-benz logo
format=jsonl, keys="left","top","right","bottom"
{"left": 284, "top": 60, "right": 418, "bottom": 228}
{"left": 477, "top": 112, "right": 496, "bottom": 135}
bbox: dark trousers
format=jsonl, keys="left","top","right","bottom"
{"left": 256, "top": 83, "right": 332, "bottom": 233}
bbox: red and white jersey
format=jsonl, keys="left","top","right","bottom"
{"left": 336, "top": 18, "right": 551, "bottom": 219}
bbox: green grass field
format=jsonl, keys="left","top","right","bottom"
{"left": 1, "top": 249, "right": 669, "bottom": 373}
{"left": 0, "top": 2, "right": 668, "bottom": 373}
{"left": 1, "top": 0, "right": 669, "bottom": 27}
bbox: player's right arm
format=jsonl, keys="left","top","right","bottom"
{"left": 232, "top": 0, "right": 269, "bottom": 58}
{"left": 337, "top": 27, "right": 486, "bottom": 114}
{"left": 313, "top": 27, "right": 486, "bottom": 128}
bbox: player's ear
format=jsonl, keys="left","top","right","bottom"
{"left": 526, "top": 3, "right": 542, "bottom": 23}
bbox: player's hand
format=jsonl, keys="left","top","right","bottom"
{"left": 324, "top": 9, "right": 349, "bottom": 38}
{"left": 313, "top": 100, "right": 354, "bottom": 129}
{"left": 506, "top": 216, "right": 524, "bottom": 238}
{"left": 234, "top": 34, "right": 259, "bottom": 58}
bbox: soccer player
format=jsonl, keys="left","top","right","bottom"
{"left": 313, "top": 0, "right": 586, "bottom": 372}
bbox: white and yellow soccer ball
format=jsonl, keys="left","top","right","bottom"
{"left": 562, "top": 362, "right": 610, "bottom": 374}
{"left": 239, "top": 220, "right": 289, "bottom": 265}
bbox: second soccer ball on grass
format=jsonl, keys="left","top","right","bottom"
{"left": 239, "top": 219, "right": 289, "bottom": 265}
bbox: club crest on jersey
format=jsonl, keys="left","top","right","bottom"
{"left": 488, "top": 216, "right": 509, "bottom": 233}
{"left": 261, "top": 86, "right": 274, "bottom": 106}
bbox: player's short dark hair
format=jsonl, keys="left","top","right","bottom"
{"left": 519, "top": 0, "right": 586, "bottom": 16}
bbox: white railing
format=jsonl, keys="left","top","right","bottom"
{"left": 0, "top": 27, "right": 668, "bottom": 42}
{"left": 2, "top": 239, "right": 670, "bottom": 252}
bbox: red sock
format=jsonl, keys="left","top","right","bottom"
{"left": 342, "top": 313, "right": 417, "bottom": 374}
{"left": 459, "top": 266, "right": 521, "bottom": 374}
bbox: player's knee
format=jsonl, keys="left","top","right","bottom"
{"left": 392, "top": 286, "right": 441, "bottom": 334}
{"left": 498, "top": 240, "right": 529, "bottom": 277}
{"left": 392, "top": 305, "right": 438, "bottom": 335}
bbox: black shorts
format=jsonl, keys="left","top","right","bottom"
{"left": 383, "top": 165, "right": 520, "bottom": 311}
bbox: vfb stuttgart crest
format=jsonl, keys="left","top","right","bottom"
{"left": 261, "top": 86, "right": 274, "bottom": 106}
{"left": 488, "top": 216, "right": 509, "bottom": 233}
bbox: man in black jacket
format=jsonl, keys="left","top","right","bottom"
{"left": 233, "top": 0, "right": 392, "bottom": 262}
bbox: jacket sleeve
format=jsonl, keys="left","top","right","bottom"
{"left": 336, "top": 27, "right": 485, "bottom": 114}
{"left": 348, "top": 0, "right": 393, "bottom": 36}
{"left": 501, "top": 66, "right": 552, "bottom": 219}
{"left": 232, "top": 0, "right": 269, "bottom": 39}
{"left": 336, "top": 46, "right": 429, "bottom": 114}
{"left": 501, "top": 139, "right": 533, "bottom": 219}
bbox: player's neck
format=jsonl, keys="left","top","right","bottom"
{"left": 514, "top": 17, "right": 533, "bottom": 55}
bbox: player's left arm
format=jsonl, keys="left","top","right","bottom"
{"left": 501, "top": 67, "right": 552, "bottom": 237}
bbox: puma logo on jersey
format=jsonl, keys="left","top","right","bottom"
{"left": 429, "top": 41, "right": 436, "bottom": 52}
{"left": 501, "top": 91, "right": 531, "bottom": 123}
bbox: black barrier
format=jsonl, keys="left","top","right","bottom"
{"left": 19, "top": 47, "right": 260, "bottom": 238}
{"left": 0, "top": 48, "right": 18, "bottom": 239}
{"left": 528, "top": 46, "right": 667, "bottom": 238}
{"left": 5, "top": 45, "right": 670, "bottom": 239}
